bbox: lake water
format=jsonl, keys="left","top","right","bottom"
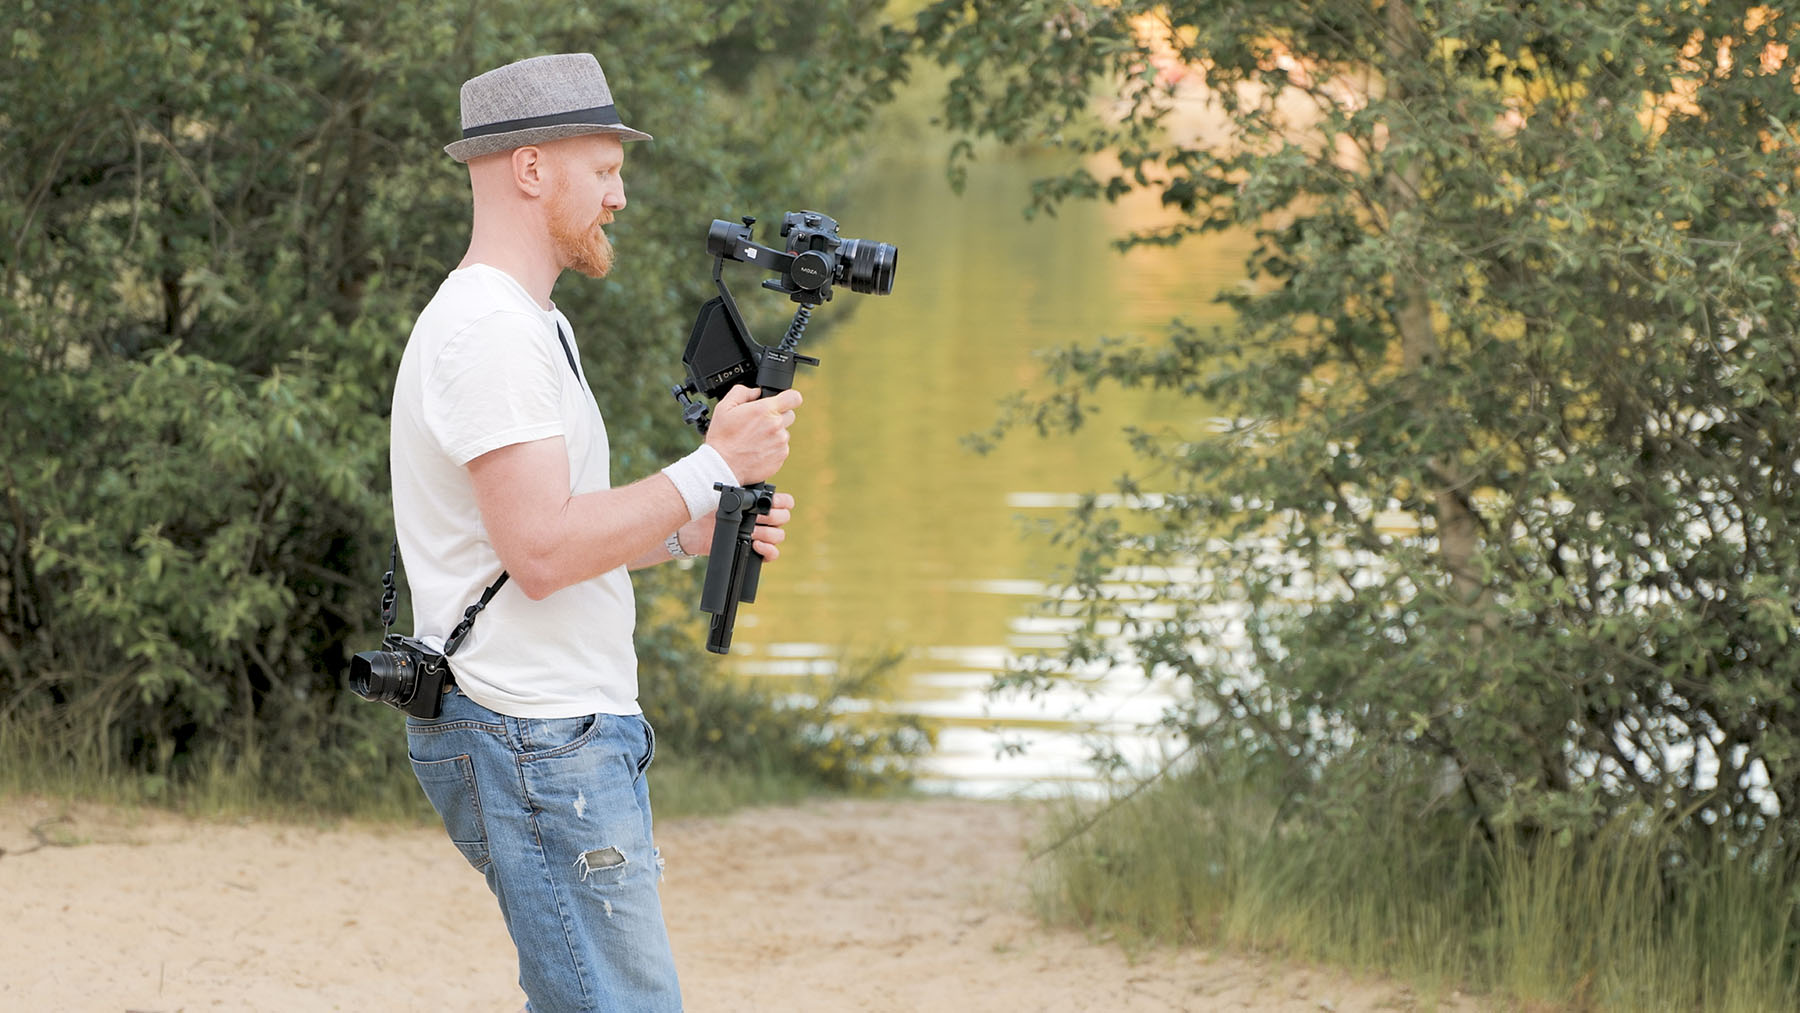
{"left": 723, "top": 130, "right": 1254, "bottom": 796}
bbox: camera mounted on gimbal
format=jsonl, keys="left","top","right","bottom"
{"left": 671, "top": 211, "right": 897, "bottom": 653}
{"left": 672, "top": 211, "right": 896, "bottom": 432}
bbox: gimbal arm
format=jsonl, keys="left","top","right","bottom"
{"left": 670, "top": 251, "right": 819, "bottom": 435}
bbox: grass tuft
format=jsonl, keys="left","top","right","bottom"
{"left": 1031, "top": 760, "right": 1800, "bottom": 1011}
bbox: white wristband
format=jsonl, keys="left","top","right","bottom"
{"left": 661, "top": 444, "right": 738, "bottom": 522}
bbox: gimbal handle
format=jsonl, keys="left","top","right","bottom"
{"left": 700, "top": 482, "right": 774, "bottom": 654}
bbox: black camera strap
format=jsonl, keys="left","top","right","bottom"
{"left": 442, "top": 570, "right": 509, "bottom": 656}
{"left": 374, "top": 321, "right": 580, "bottom": 657}
{"left": 555, "top": 323, "right": 581, "bottom": 381}
{"left": 380, "top": 541, "right": 400, "bottom": 634}
{"left": 377, "top": 541, "right": 507, "bottom": 658}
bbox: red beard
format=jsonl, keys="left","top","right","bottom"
{"left": 548, "top": 182, "right": 615, "bottom": 279}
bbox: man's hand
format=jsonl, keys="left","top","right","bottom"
{"left": 704, "top": 385, "right": 802, "bottom": 484}
{"left": 674, "top": 491, "right": 795, "bottom": 562}
{"left": 750, "top": 491, "right": 794, "bottom": 562}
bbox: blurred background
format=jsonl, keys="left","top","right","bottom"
{"left": 7, "top": 2, "right": 1800, "bottom": 1006}
{"left": 0, "top": 0, "right": 1243, "bottom": 804}
{"left": 726, "top": 97, "right": 1255, "bottom": 797}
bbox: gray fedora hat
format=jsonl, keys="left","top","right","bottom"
{"left": 445, "top": 53, "right": 651, "bottom": 163}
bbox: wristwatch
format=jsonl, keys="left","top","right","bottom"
{"left": 665, "top": 531, "right": 694, "bottom": 560}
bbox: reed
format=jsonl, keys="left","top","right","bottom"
{"left": 1032, "top": 763, "right": 1800, "bottom": 1011}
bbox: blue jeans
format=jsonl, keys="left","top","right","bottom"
{"left": 406, "top": 687, "right": 682, "bottom": 1013}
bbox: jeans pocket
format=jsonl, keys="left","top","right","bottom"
{"left": 409, "top": 753, "right": 490, "bottom": 872}
{"left": 522, "top": 713, "right": 602, "bottom": 759}
{"left": 636, "top": 716, "right": 656, "bottom": 778}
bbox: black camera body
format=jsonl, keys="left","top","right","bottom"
{"left": 704, "top": 210, "right": 897, "bottom": 310}
{"left": 349, "top": 633, "right": 452, "bottom": 719}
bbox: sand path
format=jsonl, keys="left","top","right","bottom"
{"left": 0, "top": 795, "right": 1469, "bottom": 1011}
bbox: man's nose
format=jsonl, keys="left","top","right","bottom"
{"left": 605, "top": 183, "right": 627, "bottom": 212}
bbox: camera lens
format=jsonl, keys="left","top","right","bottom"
{"left": 838, "top": 238, "right": 898, "bottom": 295}
{"left": 349, "top": 649, "right": 418, "bottom": 706}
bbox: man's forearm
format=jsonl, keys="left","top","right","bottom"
{"left": 467, "top": 385, "right": 798, "bottom": 598}
{"left": 468, "top": 435, "right": 693, "bottom": 599}
{"left": 532, "top": 474, "right": 691, "bottom": 590}
{"left": 626, "top": 528, "right": 680, "bottom": 571}
{"left": 628, "top": 512, "right": 717, "bottom": 571}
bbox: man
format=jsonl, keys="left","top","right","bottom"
{"left": 390, "top": 54, "right": 798, "bottom": 1012}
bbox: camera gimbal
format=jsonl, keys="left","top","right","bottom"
{"left": 671, "top": 212, "right": 897, "bottom": 653}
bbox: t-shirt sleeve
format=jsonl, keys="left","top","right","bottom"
{"left": 422, "top": 312, "right": 566, "bottom": 466}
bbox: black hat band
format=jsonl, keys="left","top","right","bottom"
{"left": 462, "top": 104, "right": 622, "bottom": 139}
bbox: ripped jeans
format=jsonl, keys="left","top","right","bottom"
{"left": 406, "top": 687, "right": 682, "bottom": 1013}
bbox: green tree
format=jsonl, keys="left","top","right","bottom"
{"left": 0, "top": 0, "right": 907, "bottom": 798}
{"left": 879, "top": 1, "right": 1800, "bottom": 847}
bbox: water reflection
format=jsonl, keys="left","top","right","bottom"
{"left": 725, "top": 137, "right": 1248, "bottom": 796}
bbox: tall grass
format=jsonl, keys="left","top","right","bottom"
{"left": 1032, "top": 760, "right": 1800, "bottom": 1011}
{"left": 0, "top": 643, "right": 926, "bottom": 825}
{"left": 0, "top": 705, "right": 425, "bottom": 824}
{"left": 0, "top": 709, "right": 851, "bottom": 827}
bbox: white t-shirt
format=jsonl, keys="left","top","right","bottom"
{"left": 390, "top": 263, "right": 639, "bottom": 718}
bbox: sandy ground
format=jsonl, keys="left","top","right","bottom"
{"left": 0, "top": 795, "right": 1475, "bottom": 1012}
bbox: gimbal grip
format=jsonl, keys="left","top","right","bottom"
{"left": 699, "top": 482, "right": 775, "bottom": 654}
{"left": 700, "top": 486, "right": 750, "bottom": 615}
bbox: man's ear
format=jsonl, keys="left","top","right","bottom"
{"left": 511, "top": 145, "right": 545, "bottom": 198}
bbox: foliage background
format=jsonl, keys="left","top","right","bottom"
{"left": 859, "top": 0, "right": 1800, "bottom": 1003}
{"left": 0, "top": 0, "right": 922, "bottom": 806}
{"left": 881, "top": 0, "right": 1800, "bottom": 850}
{"left": 7, "top": 0, "right": 1800, "bottom": 1003}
